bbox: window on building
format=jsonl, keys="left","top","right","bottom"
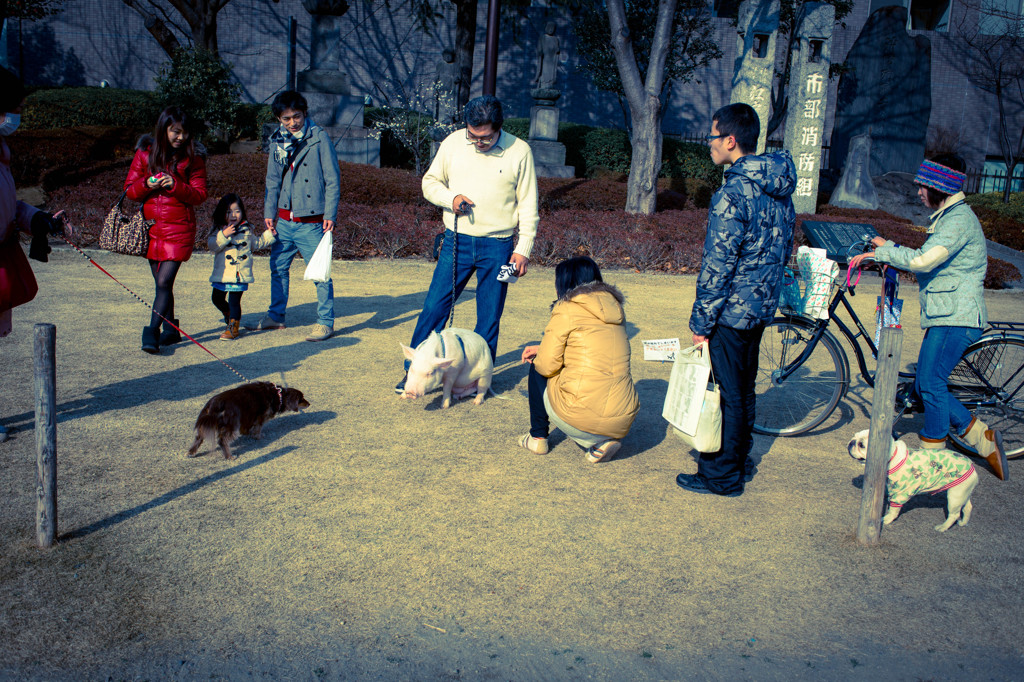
{"left": 753, "top": 33, "right": 769, "bottom": 57}
{"left": 713, "top": 0, "right": 741, "bottom": 19}
{"left": 909, "top": 0, "right": 951, "bottom": 30}
{"left": 808, "top": 39, "right": 823, "bottom": 63}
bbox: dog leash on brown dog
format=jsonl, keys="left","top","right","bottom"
{"left": 57, "top": 234, "right": 252, "bottom": 384}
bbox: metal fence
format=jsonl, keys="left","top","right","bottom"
{"left": 965, "top": 167, "right": 1024, "bottom": 195}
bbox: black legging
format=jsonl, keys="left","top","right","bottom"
{"left": 212, "top": 289, "right": 243, "bottom": 321}
{"left": 149, "top": 259, "right": 182, "bottom": 327}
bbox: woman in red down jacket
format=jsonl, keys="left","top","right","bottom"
{"left": 124, "top": 106, "right": 208, "bottom": 353}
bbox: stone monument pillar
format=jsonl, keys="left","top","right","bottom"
{"left": 829, "top": 6, "right": 931, "bottom": 176}
{"left": 528, "top": 22, "right": 574, "bottom": 179}
{"left": 730, "top": 0, "right": 780, "bottom": 154}
{"left": 783, "top": 2, "right": 833, "bottom": 214}
{"left": 295, "top": 0, "right": 380, "bottom": 166}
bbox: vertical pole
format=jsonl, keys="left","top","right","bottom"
{"left": 34, "top": 323, "right": 57, "bottom": 548}
{"left": 287, "top": 16, "right": 297, "bottom": 91}
{"left": 857, "top": 327, "right": 903, "bottom": 545}
{"left": 482, "top": 0, "right": 501, "bottom": 96}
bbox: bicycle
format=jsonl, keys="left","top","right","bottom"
{"left": 753, "top": 253, "right": 1024, "bottom": 458}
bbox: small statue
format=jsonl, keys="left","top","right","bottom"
{"left": 829, "top": 131, "right": 880, "bottom": 210}
{"left": 533, "top": 21, "right": 560, "bottom": 90}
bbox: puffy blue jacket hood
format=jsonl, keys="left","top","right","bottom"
{"left": 726, "top": 151, "right": 798, "bottom": 200}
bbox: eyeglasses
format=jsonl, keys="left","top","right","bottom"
{"left": 705, "top": 133, "right": 728, "bottom": 143}
{"left": 466, "top": 129, "right": 499, "bottom": 145}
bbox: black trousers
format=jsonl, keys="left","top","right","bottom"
{"left": 527, "top": 364, "right": 550, "bottom": 439}
{"left": 212, "top": 289, "right": 243, "bottom": 321}
{"left": 698, "top": 324, "right": 765, "bottom": 495}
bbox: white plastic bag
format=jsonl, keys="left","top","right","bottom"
{"left": 663, "top": 343, "right": 722, "bottom": 452}
{"left": 796, "top": 245, "right": 838, "bottom": 319}
{"left": 303, "top": 231, "right": 333, "bottom": 282}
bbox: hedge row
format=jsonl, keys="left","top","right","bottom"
{"left": 966, "top": 192, "right": 1024, "bottom": 252}
{"left": 501, "top": 118, "right": 722, "bottom": 184}
{"left": 47, "top": 155, "right": 1021, "bottom": 288}
{"left": 22, "top": 87, "right": 273, "bottom": 141}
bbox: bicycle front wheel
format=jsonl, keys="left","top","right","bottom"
{"left": 948, "top": 336, "right": 1024, "bottom": 458}
{"left": 754, "top": 318, "right": 849, "bottom": 436}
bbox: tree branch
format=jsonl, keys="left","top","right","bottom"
{"left": 166, "top": 0, "right": 201, "bottom": 30}
{"left": 606, "top": 0, "right": 645, "bottom": 110}
{"left": 644, "top": 0, "right": 678, "bottom": 97}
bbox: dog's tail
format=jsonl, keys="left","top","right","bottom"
{"left": 187, "top": 412, "right": 220, "bottom": 457}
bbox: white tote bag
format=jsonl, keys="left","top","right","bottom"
{"left": 663, "top": 342, "right": 723, "bottom": 452}
{"left": 303, "top": 231, "right": 333, "bottom": 282}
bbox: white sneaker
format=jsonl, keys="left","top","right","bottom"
{"left": 305, "top": 323, "right": 333, "bottom": 342}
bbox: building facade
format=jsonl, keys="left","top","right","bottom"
{"left": 2, "top": 0, "right": 1019, "bottom": 172}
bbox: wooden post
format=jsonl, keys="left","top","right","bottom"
{"left": 857, "top": 327, "right": 903, "bottom": 545}
{"left": 34, "top": 323, "right": 57, "bottom": 548}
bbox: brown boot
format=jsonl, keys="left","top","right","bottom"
{"left": 219, "top": 319, "right": 240, "bottom": 341}
{"left": 919, "top": 435, "right": 947, "bottom": 449}
{"left": 960, "top": 417, "right": 1008, "bottom": 481}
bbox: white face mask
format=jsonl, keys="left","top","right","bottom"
{"left": 0, "top": 113, "right": 20, "bottom": 136}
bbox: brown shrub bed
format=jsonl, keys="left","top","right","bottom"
{"left": 42, "top": 154, "right": 1022, "bottom": 288}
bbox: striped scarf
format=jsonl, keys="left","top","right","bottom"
{"left": 270, "top": 119, "right": 309, "bottom": 164}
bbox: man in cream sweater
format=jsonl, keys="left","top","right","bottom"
{"left": 397, "top": 95, "right": 539, "bottom": 394}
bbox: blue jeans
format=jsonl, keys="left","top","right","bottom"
{"left": 407, "top": 230, "right": 513, "bottom": 366}
{"left": 916, "top": 325, "right": 983, "bottom": 441}
{"left": 267, "top": 219, "right": 334, "bottom": 327}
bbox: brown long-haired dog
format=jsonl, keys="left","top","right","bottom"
{"left": 187, "top": 382, "right": 309, "bottom": 460}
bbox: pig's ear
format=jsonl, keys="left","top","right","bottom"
{"left": 433, "top": 358, "right": 455, "bottom": 370}
{"left": 402, "top": 344, "right": 417, "bottom": 361}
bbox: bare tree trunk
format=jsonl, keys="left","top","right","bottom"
{"left": 121, "top": 0, "right": 183, "bottom": 57}
{"left": 452, "top": 0, "right": 477, "bottom": 116}
{"left": 194, "top": 5, "right": 218, "bottom": 55}
{"left": 626, "top": 96, "right": 662, "bottom": 214}
{"left": 607, "top": 0, "right": 676, "bottom": 215}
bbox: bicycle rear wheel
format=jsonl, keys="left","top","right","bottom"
{"left": 754, "top": 318, "right": 849, "bottom": 436}
{"left": 948, "top": 336, "right": 1024, "bottom": 458}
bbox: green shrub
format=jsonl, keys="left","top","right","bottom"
{"left": 503, "top": 118, "right": 721, "bottom": 184}
{"left": 154, "top": 47, "right": 241, "bottom": 142}
{"left": 663, "top": 138, "right": 721, "bottom": 184}
{"left": 22, "top": 87, "right": 161, "bottom": 131}
{"left": 965, "top": 192, "right": 1024, "bottom": 252}
{"left": 234, "top": 103, "right": 274, "bottom": 140}
{"left": 966, "top": 191, "right": 1024, "bottom": 222}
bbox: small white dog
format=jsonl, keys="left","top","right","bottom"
{"left": 847, "top": 429, "right": 979, "bottom": 532}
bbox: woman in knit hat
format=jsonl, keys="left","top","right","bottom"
{"left": 849, "top": 154, "right": 1008, "bottom": 480}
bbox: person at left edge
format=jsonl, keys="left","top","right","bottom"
{"left": 1, "top": 66, "right": 74, "bottom": 442}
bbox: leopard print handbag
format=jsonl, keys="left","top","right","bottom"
{"left": 99, "top": 190, "right": 152, "bottom": 256}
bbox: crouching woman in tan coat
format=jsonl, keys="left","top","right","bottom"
{"left": 520, "top": 256, "right": 640, "bottom": 463}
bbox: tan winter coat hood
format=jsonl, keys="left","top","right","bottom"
{"left": 534, "top": 282, "right": 639, "bottom": 440}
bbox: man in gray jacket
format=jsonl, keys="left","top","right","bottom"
{"left": 677, "top": 103, "right": 797, "bottom": 497}
{"left": 254, "top": 90, "right": 341, "bottom": 342}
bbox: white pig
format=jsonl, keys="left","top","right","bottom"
{"left": 401, "top": 328, "right": 494, "bottom": 408}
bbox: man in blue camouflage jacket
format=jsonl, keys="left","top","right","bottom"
{"left": 676, "top": 103, "right": 797, "bottom": 497}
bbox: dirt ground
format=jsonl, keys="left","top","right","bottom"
{"left": 1, "top": 249, "right": 1023, "bottom": 681}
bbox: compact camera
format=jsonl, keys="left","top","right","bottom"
{"left": 496, "top": 263, "right": 518, "bottom": 284}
